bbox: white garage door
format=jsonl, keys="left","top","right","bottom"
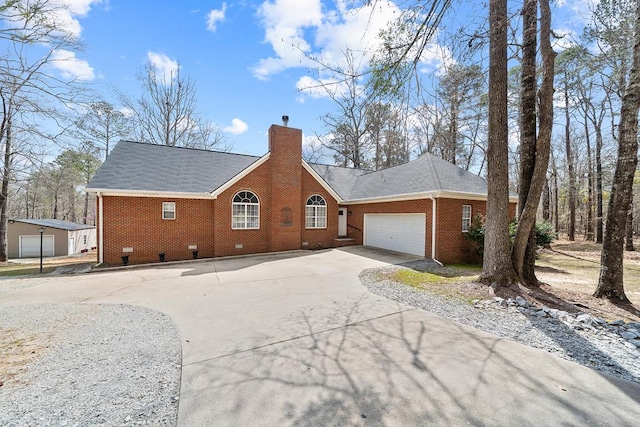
{"left": 19, "top": 235, "right": 54, "bottom": 258}
{"left": 364, "top": 213, "right": 426, "bottom": 256}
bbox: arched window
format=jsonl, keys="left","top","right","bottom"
{"left": 232, "top": 191, "right": 260, "bottom": 229}
{"left": 305, "top": 195, "right": 327, "bottom": 229}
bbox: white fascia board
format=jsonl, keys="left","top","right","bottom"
{"left": 85, "top": 189, "right": 215, "bottom": 200}
{"left": 301, "top": 161, "right": 343, "bottom": 203}
{"left": 210, "top": 153, "right": 270, "bottom": 199}
{"left": 342, "top": 190, "right": 518, "bottom": 205}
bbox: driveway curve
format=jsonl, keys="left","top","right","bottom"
{"left": 1, "top": 247, "right": 639, "bottom": 426}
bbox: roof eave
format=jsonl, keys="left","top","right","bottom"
{"left": 85, "top": 188, "right": 216, "bottom": 199}
{"left": 341, "top": 190, "right": 518, "bottom": 205}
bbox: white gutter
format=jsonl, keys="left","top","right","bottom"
{"left": 98, "top": 192, "right": 104, "bottom": 264}
{"left": 430, "top": 195, "right": 442, "bottom": 266}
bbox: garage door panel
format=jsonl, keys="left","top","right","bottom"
{"left": 364, "top": 214, "right": 426, "bottom": 256}
{"left": 20, "top": 235, "right": 54, "bottom": 257}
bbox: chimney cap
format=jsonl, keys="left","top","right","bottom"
{"left": 282, "top": 115, "right": 289, "bottom": 126}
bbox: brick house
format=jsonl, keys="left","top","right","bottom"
{"left": 86, "top": 122, "right": 517, "bottom": 266}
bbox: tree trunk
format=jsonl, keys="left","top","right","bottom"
{"left": 543, "top": 178, "right": 551, "bottom": 221}
{"left": 626, "top": 199, "right": 635, "bottom": 251}
{"left": 564, "top": 82, "right": 576, "bottom": 241}
{"left": 512, "top": 0, "right": 555, "bottom": 286}
{"left": 595, "top": 123, "right": 604, "bottom": 243}
{"left": 481, "top": 0, "right": 517, "bottom": 286}
{"left": 594, "top": 0, "right": 640, "bottom": 301}
{"left": 584, "top": 115, "right": 594, "bottom": 241}
{"left": 0, "top": 115, "right": 11, "bottom": 262}
{"left": 514, "top": 0, "right": 539, "bottom": 286}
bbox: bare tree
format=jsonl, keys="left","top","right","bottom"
{"left": 0, "top": 0, "right": 84, "bottom": 261}
{"left": 594, "top": 0, "right": 640, "bottom": 301}
{"left": 74, "top": 101, "right": 131, "bottom": 160}
{"left": 124, "top": 62, "right": 226, "bottom": 149}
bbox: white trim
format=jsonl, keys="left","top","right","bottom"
{"left": 305, "top": 194, "right": 328, "bottom": 229}
{"left": 462, "top": 204, "right": 472, "bottom": 232}
{"left": 85, "top": 189, "right": 215, "bottom": 199}
{"left": 98, "top": 192, "right": 104, "bottom": 264}
{"left": 343, "top": 190, "right": 518, "bottom": 205}
{"left": 162, "top": 201, "right": 176, "bottom": 220}
{"left": 211, "top": 153, "right": 270, "bottom": 199}
{"left": 431, "top": 196, "right": 437, "bottom": 262}
{"left": 231, "top": 190, "right": 260, "bottom": 230}
{"left": 301, "top": 161, "right": 343, "bottom": 202}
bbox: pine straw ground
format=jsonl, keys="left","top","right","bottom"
{"left": 386, "top": 239, "right": 640, "bottom": 323}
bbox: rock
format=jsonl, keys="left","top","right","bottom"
{"left": 472, "top": 299, "right": 480, "bottom": 305}
{"left": 492, "top": 297, "right": 504, "bottom": 304}
{"left": 576, "top": 314, "right": 593, "bottom": 326}
{"left": 628, "top": 339, "right": 640, "bottom": 348}
{"left": 557, "top": 310, "right": 569, "bottom": 319}
{"left": 609, "top": 319, "right": 625, "bottom": 326}
{"left": 549, "top": 309, "right": 559, "bottom": 319}
{"left": 516, "top": 296, "right": 529, "bottom": 308}
{"left": 534, "top": 310, "right": 547, "bottom": 318}
{"left": 542, "top": 306, "right": 550, "bottom": 313}
{"left": 593, "top": 317, "right": 606, "bottom": 325}
{"left": 621, "top": 332, "right": 637, "bottom": 341}
{"left": 625, "top": 322, "right": 640, "bottom": 329}
{"left": 626, "top": 328, "right": 639, "bottom": 338}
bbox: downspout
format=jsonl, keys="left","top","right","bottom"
{"left": 98, "top": 192, "right": 104, "bottom": 264}
{"left": 430, "top": 196, "right": 443, "bottom": 266}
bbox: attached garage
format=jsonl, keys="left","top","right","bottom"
{"left": 19, "top": 235, "right": 55, "bottom": 257}
{"left": 363, "top": 213, "right": 426, "bottom": 257}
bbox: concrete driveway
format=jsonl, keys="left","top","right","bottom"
{"left": 1, "top": 247, "right": 639, "bottom": 426}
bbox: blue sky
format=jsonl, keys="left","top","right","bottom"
{"left": 39, "top": 0, "right": 596, "bottom": 157}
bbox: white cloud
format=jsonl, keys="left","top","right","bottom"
{"left": 223, "top": 118, "right": 248, "bottom": 135}
{"left": 147, "top": 51, "right": 180, "bottom": 83}
{"left": 51, "top": 49, "right": 95, "bottom": 81}
{"left": 253, "top": 0, "right": 451, "bottom": 87}
{"left": 50, "top": 0, "right": 102, "bottom": 38}
{"left": 253, "top": 0, "right": 324, "bottom": 79}
{"left": 206, "top": 3, "right": 227, "bottom": 32}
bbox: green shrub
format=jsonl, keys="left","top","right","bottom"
{"left": 465, "top": 214, "right": 555, "bottom": 255}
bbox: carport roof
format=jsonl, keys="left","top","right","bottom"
{"left": 10, "top": 219, "right": 95, "bottom": 231}
{"left": 87, "top": 140, "right": 495, "bottom": 201}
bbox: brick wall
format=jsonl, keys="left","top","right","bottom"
{"left": 214, "top": 161, "right": 271, "bottom": 257}
{"left": 102, "top": 196, "right": 215, "bottom": 265}
{"left": 301, "top": 168, "right": 339, "bottom": 250}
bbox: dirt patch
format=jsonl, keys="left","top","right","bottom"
{"left": 0, "top": 328, "right": 50, "bottom": 388}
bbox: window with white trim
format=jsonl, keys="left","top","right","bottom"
{"left": 232, "top": 191, "right": 260, "bottom": 229}
{"left": 305, "top": 195, "right": 327, "bottom": 229}
{"left": 163, "top": 202, "right": 176, "bottom": 220}
{"left": 462, "top": 205, "right": 472, "bottom": 232}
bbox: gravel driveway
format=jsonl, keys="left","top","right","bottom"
{"left": 0, "top": 303, "right": 181, "bottom": 426}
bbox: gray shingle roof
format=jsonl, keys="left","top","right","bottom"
{"left": 87, "top": 141, "right": 261, "bottom": 194}
{"left": 308, "top": 164, "right": 368, "bottom": 199}
{"left": 88, "top": 140, "right": 492, "bottom": 200}
{"left": 11, "top": 218, "right": 95, "bottom": 231}
{"left": 310, "top": 153, "right": 489, "bottom": 201}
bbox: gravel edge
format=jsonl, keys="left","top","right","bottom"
{"left": 360, "top": 262, "right": 640, "bottom": 384}
{"left": 0, "top": 303, "right": 182, "bottom": 426}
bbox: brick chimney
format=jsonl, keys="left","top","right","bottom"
{"left": 268, "top": 123, "right": 302, "bottom": 251}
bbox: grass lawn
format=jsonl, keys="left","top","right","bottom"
{"left": 0, "top": 252, "right": 96, "bottom": 277}
{"left": 385, "top": 240, "right": 640, "bottom": 322}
